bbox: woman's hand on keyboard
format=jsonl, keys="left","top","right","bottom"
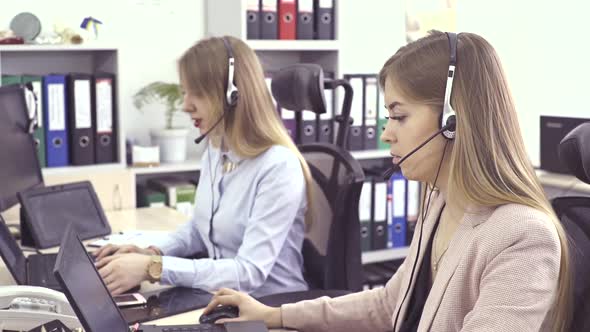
{"left": 93, "top": 244, "right": 160, "bottom": 261}
{"left": 204, "top": 288, "right": 282, "bottom": 328}
{"left": 96, "top": 253, "right": 151, "bottom": 295}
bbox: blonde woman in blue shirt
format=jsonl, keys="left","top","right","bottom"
{"left": 94, "top": 36, "right": 312, "bottom": 297}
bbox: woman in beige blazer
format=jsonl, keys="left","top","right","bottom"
{"left": 203, "top": 31, "right": 572, "bottom": 332}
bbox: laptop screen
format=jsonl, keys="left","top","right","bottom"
{"left": 53, "top": 224, "right": 128, "bottom": 332}
{"left": 20, "top": 181, "right": 111, "bottom": 248}
{"left": 0, "top": 216, "right": 27, "bottom": 285}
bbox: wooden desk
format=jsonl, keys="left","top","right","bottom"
{"left": 0, "top": 207, "right": 289, "bottom": 330}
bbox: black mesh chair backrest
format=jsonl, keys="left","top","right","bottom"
{"left": 299, "top": 143, "right": 365, "bottom": 291}
{"left": 551, "top": 122, "right": 590, "bottom": 330}
{"left": 551, "top": 197, "right": 590, "bottom": 331}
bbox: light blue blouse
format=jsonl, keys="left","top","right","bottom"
{"left": 156, "top": 142, "right": 309, "bottom": 297}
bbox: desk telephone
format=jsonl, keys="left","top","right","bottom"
{"left": 0, "top": 285, "right": 80, "bottom": 331}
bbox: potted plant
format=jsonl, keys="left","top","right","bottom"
{"left": 133, "top": 81, "right": 188, "bottom": 163}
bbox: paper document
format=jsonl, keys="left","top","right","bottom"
{"left": 88, "top": 230, "right": 169, "bottom": 248}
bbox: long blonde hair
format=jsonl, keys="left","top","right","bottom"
{"left": 379, "top": 31, "right": 571, "bottom": 331}
{"left": 178, "top": 36, "right": 313, "bottom": 227}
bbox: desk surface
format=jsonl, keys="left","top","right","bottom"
{"left": 0, "top": 207, "right": 288, "bottom": 331}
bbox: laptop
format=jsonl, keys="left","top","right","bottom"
{"left": 0, "top": 215, "right": 62, "bottom": 290}
{"left": 53, "top": 224, "right": 267, "bottom": 332}
{"left": 18, "top": 181, "right": 111, "bottom": 249}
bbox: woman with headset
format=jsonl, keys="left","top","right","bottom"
{"left": 202, "top": 31, "right": 571, "bottom": 332}
{"left": 93, "top": 36, "right": 312, "bottom": 298}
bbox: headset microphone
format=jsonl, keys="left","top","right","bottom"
{"left": 193, "top": 111, "right": 229, "bottom": 144}
{"left": 382, "top": 121, "right": 454, "bottom": 180}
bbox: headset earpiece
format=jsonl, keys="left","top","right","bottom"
{"left": 441, "top": 32, "right": 458, "bottom": 140}
{"left": 222, "top": 37, "right": 239, "bottom": 110}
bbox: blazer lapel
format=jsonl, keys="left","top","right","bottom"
{"left": 418, "top": 208, "right": 495, "bottom": 331}
{"left": 393, "top": 192, "right": 446, "bottom": 332}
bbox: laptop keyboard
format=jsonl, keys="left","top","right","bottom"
{"left": 160, "top": 324, "right": 226, "bottom": 332}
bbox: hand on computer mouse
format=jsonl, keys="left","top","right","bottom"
{"left": 199, "top": 304, "right": 239, "bottom": 324}
{"left": 202, "top": 288, "right": 282, "bottom": 328}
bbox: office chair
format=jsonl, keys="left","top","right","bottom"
{"left": 551, "top": 122, "right": 590, "bottom": 331}
{"left": 257, "top": 64, "right": 365, "bottom": 306}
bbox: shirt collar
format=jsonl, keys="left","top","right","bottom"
{"left": 208, "top": 139, "right": 245, "bottom": 164}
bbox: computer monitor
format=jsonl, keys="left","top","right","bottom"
{"left": 0, "top": 84, "right": 43, "bottom": 212}
{"left": 53, "top": 223, "right": 130, "bottom": 332}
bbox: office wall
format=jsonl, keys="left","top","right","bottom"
{"left": 457, "top": 0, "right": 590, "bottom": 166}
{"left": 0, "top": 0, "right": 206, "bottom": 158}
{"left": 1, "top": 0, "right": 407, "bottom": 159}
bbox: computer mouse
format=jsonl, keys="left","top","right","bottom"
{"left": 199, "top": 305, "right": 240, "bottom": 324}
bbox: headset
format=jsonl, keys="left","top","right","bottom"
{"left": 201, "top": 37, "right": 241, "bottom": 260}
{"left": 222, "top": 37, "right": 239, "bottom": 110}
{"left": 441, "top": 32, "right": 457, "bottom": 140}
{"left": 391, "top": 32, "right": 458, "bottom": 330}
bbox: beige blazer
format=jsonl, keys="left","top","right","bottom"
{"left": 281, "top": 191, "right": 561, "bottom": 332}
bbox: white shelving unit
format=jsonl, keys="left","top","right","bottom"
{"left": 362, "top": 247, "right": 409, "bottom": 264}
{"left": 0, "top": 44, "right": 117, "bottom": 52}
{"left": 352, "top": 149, "right": 390, "bottom": 160}
{"left": 42, "top": 163, "right": 125, "bottom": 176}
{"left": 0, "top": 44, "right": 124, "bottom": 172}
{"left": 249, "top": 40, "right": 340, "bottom": 51}
{"left": 131, "top": 160, "right": 203, "bottom": 175}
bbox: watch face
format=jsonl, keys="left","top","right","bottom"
{"left": 149, "top": 257, "right": 162, "bottom": 280}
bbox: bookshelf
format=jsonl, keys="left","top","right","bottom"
{"left": 0, "top": 44, "right": 124, "bottom": 172}
{"left": 42, "top": 163, "right": 125, "bottom": 176}
{"left": 352, "top": 149, "right": 390, "bottom": 160}
{"left": 249, "top": 40, "right": 340, "bottom": 51}
{"left": 362, "top": 247, "right": 409, "bottom": 265}
{"left": 128, "top": 149, "right": 389, "bottom": 176}
{"left": 131, "top": 160, "right": 203, "bottom": 175}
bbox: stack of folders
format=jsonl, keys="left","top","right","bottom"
{"left": 247, "top": 0, "right": 335, "bottom": 40}
{"left": 359, "top": 171, "right": 421, "bottom": 252}
{"left": 265, "top": 71, "right": 335, "bottom": 144}
{"left": 143, "top": 177, "right": 198, "bottom": 217}
{"left": 1, "top": 73, "right": 118, "bottom": 168}
{"left": 343, "top": 74, "right": 389, "bottom": 152}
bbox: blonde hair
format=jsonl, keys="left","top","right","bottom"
{"left": 379, "top": 31, "right": 571, "bottom": 331}
{"left": 178, "top": 36, "right": 313, "bottom": 227}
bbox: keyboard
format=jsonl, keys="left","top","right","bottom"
{"left": 159, "top": 324, "right": 226, "bottom": 332}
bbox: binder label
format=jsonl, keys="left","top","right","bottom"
{"left": 359, "top": 182, "right": 372, "bottom": 221}
{"left": 374, "top": 182, "right": 387, "bottom": 221}
{"left": 320, "top": 89, "right": 333, "bottom": 119}
{"left": 96, "top": 79, "right": 113, "bottom": 133}
{"left": 365, "top": 77, "right": 378, "bottom": 126}
{"left": 407, "top": 181, "right": 420, "bottom": 220}
{"left": 319, "top": 0, "right": 333, "bottom": 8}
{"left": 262, "top": 0, "right": 277, "bottom": 10}
{"left": 48, "top": 84, "right": 66, "bottom": 131}
{"left": 74, "top": 80, "right": 92, "bottom": 129}
{"left": 350, "top": 77, "right": 364, "bottom": 127}
{"left": 247, "top": 0, "right": 259, "bottom": 10}
{"left": 299, "top": 0, "right": 313, "bottom": 11}
{"left": 393, "top": 179, "right": 406, "bottom": 217}
{"left": 32, "top": 81, "right": 43, "bottom": 127}
{"left": 281, "top": 107, "right": 295, "bottom": 119}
